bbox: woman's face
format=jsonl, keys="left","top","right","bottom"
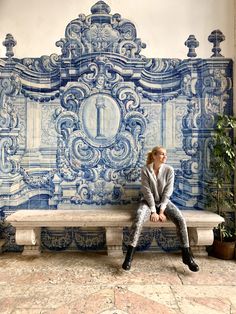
{"left": 153, "top": 148, "right": 167, "bottom": 164}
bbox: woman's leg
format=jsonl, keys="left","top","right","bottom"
{"left": 129, "top": 201, "right": 151, "bottom": 247}
{"left": 164, "top": 201, "right": 189, "bottom": 248}
{"left": 165, "top": 201, "right": 199, "bottom": 272}
{"left": 122, "top": 202, "right": 151, "bottom": 270}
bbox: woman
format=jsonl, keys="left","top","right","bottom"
{"left": 122, "top": 146, "right": 199, "bottom": 272}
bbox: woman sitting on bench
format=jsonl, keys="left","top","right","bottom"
{"left": 122, "top": 146, "right": 199, "bottom": 272}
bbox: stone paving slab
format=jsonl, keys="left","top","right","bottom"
{"left": 0, "top": 252, "right": 235, "bottom": 313}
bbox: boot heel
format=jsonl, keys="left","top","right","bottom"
{"left": 122, "top": 245, "right": 136, "bottom": 271}
{"left": 181, "top": 247, "right": 199, "bottom": 272}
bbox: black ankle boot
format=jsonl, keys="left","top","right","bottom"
{"left": 122, "top": 245, "right": 136, "bottom": 270}
{"left": 181, "top": 247, "right": 199, "bottom": 272}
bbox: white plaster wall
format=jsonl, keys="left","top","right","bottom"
{"left": 0, "top": 0, "right": 234, "bottom": 59}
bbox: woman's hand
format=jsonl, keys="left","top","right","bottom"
{"left": 150, "top": 212, "right": 159, "bottom": 222}
{"left": 159, "top": 212, "right": 167, "bottom": 222}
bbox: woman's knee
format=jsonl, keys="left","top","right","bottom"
{"left": 135, "top": 203, "right": 150, "bottom": 224}
{"left": 166, "top": 205, "right": 186, "bottom": 227}
{"left": 137, "top": 202, "right": 150, "bottom": 215}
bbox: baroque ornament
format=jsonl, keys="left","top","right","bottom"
{"left": 55, "top": 56, "right": 147, "bottom": 204}
{"left": 0, "top": 75, "right": 21, "bottom": 175}
{"left": 56, "top": 1, "right": 146, "bottom": 59}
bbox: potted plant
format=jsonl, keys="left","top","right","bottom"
{"left": 207, "top": 114, "right": 236, "bottom": 259}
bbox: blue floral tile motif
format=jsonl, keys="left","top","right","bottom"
{"left": 3, "top": 225, "right": 23, "bottom": 253}
{"left": 41, "top": 228, "right": 73, "bottom": 251}
{"left": 74, "top": 228, "right": 106, "bottom": 251}
{"left": 154, "top": 228, "right": 180, "bottom": 252}
{"left": 123, "top": 227, "right": 155, "bottom": 251}
{"left": 0, "top": 1, "right": 233, "bottom": 252}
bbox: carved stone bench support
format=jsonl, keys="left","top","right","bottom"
{"left": 188, "top": 227, "right": 214, "bottom": 246}
{"left": 0, "top": 239, "right": 5, "bottom": 253}
{"left": 188, "top": 227, "right": 214, "bottom": 256}
{"left": 105, "top": 227, "right": 123, "bottom": 257}
{"left": 15, "top": 228, "right": 41, "bottom": 256}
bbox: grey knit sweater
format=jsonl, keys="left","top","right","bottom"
{"left": 141, "top": 162, "right": 174, "bottom": 213}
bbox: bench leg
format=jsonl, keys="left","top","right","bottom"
{"left": 15, "top": 228, "right": 41, "bottom": 256}
{"left": 190, "top": 245, "right": 208, "bottom": 256}
{"left": 188, "top": 227, "right": 214, "bottom": 256}
{"left": 0, "top": 239, "right": 5, "bottom": 253}
{"left": 105, "top": 227, "right": 123, "bottom": 258}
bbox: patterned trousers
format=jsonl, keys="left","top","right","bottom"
{"left": 129, "top": 201, "right": 189, "bottom": 248}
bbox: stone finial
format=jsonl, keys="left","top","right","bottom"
{"left": 184, "top": 35, "right": 199, "bottom": 58}
{"left": 208, "top": 29, "right": 225, "bottom": 57}
{"left": 91, "top": 1, "right": 111, "bottom": 14}
{"left": 2, "top": 34, "right": 17, "bottom": 59}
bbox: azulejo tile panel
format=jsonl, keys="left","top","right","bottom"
{"left": 0, "top": 1, "right": 233, "bottom": 252}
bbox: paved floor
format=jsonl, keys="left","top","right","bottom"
{"left": 0, "top": 251, "right": 236, "bottom": 314}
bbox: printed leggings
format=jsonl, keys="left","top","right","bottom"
{"left": 129, "top": 201, "right": 189, "bottom": 248}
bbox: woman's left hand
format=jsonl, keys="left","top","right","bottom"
{"left": 159, "top": 213, "right": 167, "bottom": 222}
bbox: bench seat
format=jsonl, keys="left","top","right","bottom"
{"left": 6, "top": 208, "right": 224, "bottom": 257}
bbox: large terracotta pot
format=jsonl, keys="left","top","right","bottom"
{"left": 212, "top": 239, "right": 235, "bottom": 260}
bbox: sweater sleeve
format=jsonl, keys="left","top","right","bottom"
{"left": 160, "top": 167, "right": 174, "bottom": 210}
{"left": 141, "top": 168, "right": 156, "bottom": 213}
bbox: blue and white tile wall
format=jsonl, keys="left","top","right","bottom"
{"left": 0, "top": 1, "right": 233, "bottom": 252}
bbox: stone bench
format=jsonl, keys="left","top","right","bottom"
{"left": 0, "top": 239, "right": 5, "bottom": 253}
{"left": 6, "top": 207, "right": 224, "bottom": 257}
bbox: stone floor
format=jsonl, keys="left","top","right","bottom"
{"left": 0, "top": 251, "right": 236, "bottom": 314}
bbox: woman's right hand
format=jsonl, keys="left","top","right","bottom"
{"left": 150, "top": 212, "right": 159, "bottom": 222}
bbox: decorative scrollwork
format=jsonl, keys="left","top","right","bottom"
{"left": 0, "top": 75, "right": 21, "bottom": 98}
{"left": 54, "top": 108, "right": 79, "bottom": 140}
{"left": 102, "top": 132, "right": 136, "bottom": 170}
{"left": 22, "top": 54, "right": 60, "bottom": 73}
{"left": 71, "top": 180, "right": 124, "bottom": 205}
{"left": 69, "top": 132, "right": 101, "bottom": 168}
{"left": 181, "top": 159, "right": 199, "bottom": 178}
{"left": 181, "top": 74, "right": 198, "bottom": 98}
{"left": 19, "top": 167, "right": 55, "bottom": 189}
{"left": 144, "top": 58, "right": 181, "bottom": 73}
{"left": 60, "top": 82, "right": 91, "bottom": 112}
{"left": 113, "top": 83, "right": 140, "bottom": 111}
{"left": 0, "top": 76, "right": 21, "bottom": 128}
{"left": 0, "top": 136, "right": 19, "bottom": 174}
{"left": 41, "top": 228, "right": 73, "bottom": 251}
{"left": 202, "top": 68, "right": 232, "bottom": 124}
{"left": 125, "top": 111, "right": 146, "bottom": 141}
{"left": 54, "top": 55, "right": 147, "bottom": 205}
{"left": 183, "top": 136, "right": 199, "bottom": 157}
{"left": 0, "top": 97, "right": 18, "bottom": 129}
{"left": 182, "top": 99, "right": 201, "bottom": 129}
{"left": 82, "top": 56, "right": 122, "bottom": 90}
{"left": 56, "top": 1, "right": 146, "bottom": 60}
{"left": 74, "top": 227, "right": 106, "bottom": 250}
{"left": 56, "top": 138, "right": 78, "bottom": 181}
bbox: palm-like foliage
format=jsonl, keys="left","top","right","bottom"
{"left": 207, "top": 114, "right": 236, "bottom": 241}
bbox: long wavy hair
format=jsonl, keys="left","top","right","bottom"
{"left": 146, "top": 146, "right": 165, "bottom": 165}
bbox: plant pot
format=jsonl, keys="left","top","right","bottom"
{"left": 212, "top": 239, "right": 235, "bottom": 260}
